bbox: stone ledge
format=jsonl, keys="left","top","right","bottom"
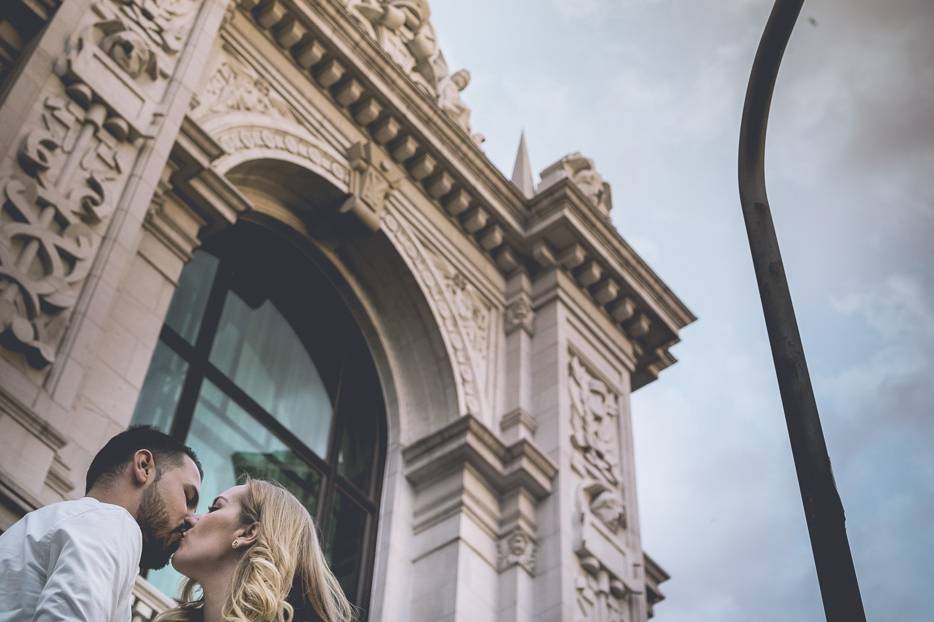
{"left": 403, "top": 414, "right": 557, "bottom": 501}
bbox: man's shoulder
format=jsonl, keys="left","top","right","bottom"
{"left": 20, "top": 498, "right": 140, "bottom": 543}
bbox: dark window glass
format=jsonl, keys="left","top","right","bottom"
{"left": 130, "top": 341, "right": 187, "bottom": 433}
{"left": 324, "top": 491, "right": 369, "bottom": 605}
{"left": 164, "top": 251, "right": 218, "bottom": 344}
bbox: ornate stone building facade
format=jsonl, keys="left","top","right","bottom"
{"left": 0, "top": 1, "right": 693, "bottom": 620}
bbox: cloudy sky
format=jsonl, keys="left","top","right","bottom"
{"left": 430, "top": 1, "right": 933, "bottom": 620}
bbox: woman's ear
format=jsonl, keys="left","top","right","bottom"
{"left": 235, "top": 522, "right": 260, "bottom": 547}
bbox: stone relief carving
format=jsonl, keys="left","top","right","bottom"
{"left": 504, "top": 295, "right": 533, "bottom": 336}
{"left": 579, "top": 479, "right": 627, "bottom": 535}
{"left": 575, "top": 555, "right": 630, "bottom": 622}
{"left": 568, "top": 354, "right": 621, "bottom": 486}
{"left": 115, "top": 0, "right": 199, "bottom": 55}
{"left": 382, "top": 211, "right": 484, "bottom": 415}
{"left": 340, "top": 141, "right": 403, "bottom": 231}
{"left": 497, "top": 528, "right": 536, "bottom": 575}
{"left": 214, "top": 126, "right": 350, "bottom": 189}
{"left": 0, "top": 96, "right": 129, "bottom": 367}
{"left": 195, "top": 59, "right": 300, "bottom": 125}
{"left": 0, "top": 0, "right": 203, "bottom": 367}
{"left": 426, "top": 247, "right": 491, "bottom": 365}
{"left": 540, "top": 152, "right": 613, "bottom": 217}
{"left": 343, "top": 0, "right": 478, "bottom": 138}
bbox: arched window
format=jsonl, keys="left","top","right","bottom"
{"left": 131, "top": 220, "right": 385, "bottom": 613}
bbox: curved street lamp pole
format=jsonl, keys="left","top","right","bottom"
{"left": 737, "top": 1, "right": 867, "bottom": 620}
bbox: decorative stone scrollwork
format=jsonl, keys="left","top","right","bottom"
{"left": 497, "top": 528, "right": 536, "bottom": 575}
{"left": 540, "top": 152, "right": 613, "bottom": 217}
{"left": 382, "top": 212, "right": 485, "bottom": 415}
{"left": 504, "top": 295, "right": 533, "bottom": 336}
{"left": 0, "top": 96, "right": 128, "bottom": 367}
{"left": 340, "top": 142, "right": 403, "bottom": 231}
{"left": 568, "top": 354, "right": 621, "bottom": 486}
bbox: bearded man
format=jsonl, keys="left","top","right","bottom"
{"left": 0, "top": 426, "right": 203, "bottom": 621}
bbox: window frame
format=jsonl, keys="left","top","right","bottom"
{"left": 140, "top": 217, "right": 386, "bottom": 615}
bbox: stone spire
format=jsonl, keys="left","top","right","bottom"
{"left": 511, "top": 130, "right": 534, "bottom": 198}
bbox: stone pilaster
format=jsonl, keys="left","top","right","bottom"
{"left": 0, "top": 0, "right": 230, "bottom": 501}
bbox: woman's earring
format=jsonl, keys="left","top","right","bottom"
{"left": 232, "top": 538, "right": 240, "bottom": 549}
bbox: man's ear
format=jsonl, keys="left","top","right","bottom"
{"left": 235, "top": 522, "right": 260, "bottom": 547}
{"left": 132, "top": 449, "right": 155, "bottom": 486}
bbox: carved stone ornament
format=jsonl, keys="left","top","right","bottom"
{"left": 340, "top": 142, "right": 403, "bottom": 231}
{"left": 540, "top": 152, "right": 613, "bottom": 217}
{"left": 497, "top": 528, "right": 536, "bottom": 575}
{"left": 504, "top": 295, "right": 533, "bottom": 336}
{"left": 194, "top": 58, "right": 300, "bottom": 125}
{"left": 579, "top": 479, "right": 627, "bottom": 534}
{"left": 381, "top": 211, "right": 484, "bottom": 415}
{"left": 115, "top": 0, "right": 199, "bottom": 55}
{"left": 426, "top": 247, "right": 491, "bottom": 367}
{"left": 575, "top": 554, "right": 632, "bottom": 622}
{"left": 568, "top": 354, "right": 621, "bottom": 486}
{"left": 343, "top": 0, "right": 476, "bottom": 136}
{"left": 0, "top": 96, "right": 128, "bottom": 367}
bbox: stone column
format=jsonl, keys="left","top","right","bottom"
{"left": 530, "top": 268, "right": 650, "bottom": 622}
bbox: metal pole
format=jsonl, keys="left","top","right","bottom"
{"left": 737, "top": 1, "right": 867, "bottom": 620}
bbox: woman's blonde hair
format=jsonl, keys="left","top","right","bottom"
{"left": 156, "top": 479, "right": 354, "bottom": 622}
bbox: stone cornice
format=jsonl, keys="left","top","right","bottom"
{"left": 403, "top": 414, "right": 558, "bottom": 501}
{"left": 206, "top": 0, "right": 694, "bottom": 388}
{"left": 643, "top": 552, "right": 670, "bottom": 615}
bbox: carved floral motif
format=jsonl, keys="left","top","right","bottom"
{"left": 0, "top": 97, "right": 128, "bottom": 367}
{"left": 568, "top": 354, "right": 621, "bottom": 486}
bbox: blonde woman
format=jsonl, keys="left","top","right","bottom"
{"left": 157, "top": 479, "right": 353, "bottom": 622}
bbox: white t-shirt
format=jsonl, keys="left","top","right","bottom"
{"left": 0, "top": 497, "right": 142, "bottom": 622}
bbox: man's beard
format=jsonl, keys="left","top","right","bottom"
{"left": 137, "top": 476, "right": 186, "bottom": 570}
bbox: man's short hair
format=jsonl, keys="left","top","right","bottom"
{"left": 86, "top": 426, "right": 203, "bottom": 493}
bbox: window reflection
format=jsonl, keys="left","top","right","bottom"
{"left": 210, "top": 290, "right": 332, "bottom": 458}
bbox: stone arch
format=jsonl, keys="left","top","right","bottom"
{"left": 214, "top": 155, "right": 462, "bottom": 446}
